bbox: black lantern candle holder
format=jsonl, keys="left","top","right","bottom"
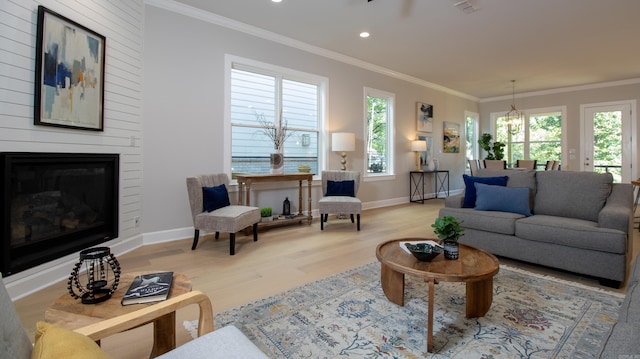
{"left": 68, "top": 247, "right": 121, "bottom": 304}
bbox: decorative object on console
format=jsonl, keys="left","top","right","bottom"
{"left": 505, "top": 80, "right": 524, "bottom": 135}
{"left": 256, "top": 112, "right": 293, "bottom": 174}
{"left": 411, "top": 140, "right": 427, "bottom": 171}
{"left": 283, "top": 197, "right": 291, "bottom": 216}
{"left": 34, "top": 6, "right": 105, "bottom": 131}
{"left": 121, "top": 271, "right": 173, "bottom": 306}
{"left": 68, "top": 247, "right": 121, "bottom": 304}
{"left": 331, "top": 132, "right": 355, "bottom": 170}
{"left": 260, "top": 207, "right": 273, "bottom": 222}
{"left": 431, "top": 215, "right": 464, "bottom": 260}
{"left": 297, "top": 163, "right": 311, "bottom": 173}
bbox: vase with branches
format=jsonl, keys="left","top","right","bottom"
{"left": 256, "top": 113, "right": 294, "bottom": 174}
{"left": 256, "top": 113, "right": 294, "bottom": 152}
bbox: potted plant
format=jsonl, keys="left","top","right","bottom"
{"left": 477, "top": 133, "right": 505, "bottom": 160}
{"left": 260, "top": 207, "right": 273, "bottom": 222}
{"left": 431, "top": 215, "right": 464, "bottom": 260}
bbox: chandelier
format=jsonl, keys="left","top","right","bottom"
{"left": 505, "top": 80, "right": 523, "bottom": 135}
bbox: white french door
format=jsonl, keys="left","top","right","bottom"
{"left": 581, "top": 102, "right": 633, "bottom": 183}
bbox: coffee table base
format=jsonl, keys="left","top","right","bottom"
{"left": 380, "top": 263, "right": 494, "bottom": 352}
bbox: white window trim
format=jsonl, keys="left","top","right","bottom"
{"left": 363, "top": 87, "right": 395, "bottom": 182}
{"left": 465, "top": 110, "right": 479, "bottom": 165}
{"left": 224, "top": 54, "right": 328, "bottom": 178}
{"left": 489, "top": 105, "right": 567, "bottom": 165}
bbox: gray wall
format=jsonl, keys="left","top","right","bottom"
{"left": 142, "top": 5, "right": 479, "bottom": 235}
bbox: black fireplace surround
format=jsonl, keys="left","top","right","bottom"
{"left": 1, "top": 153, "right": 119, "bottom": 276}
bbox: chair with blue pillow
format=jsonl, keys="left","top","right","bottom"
{"left": 319, "top": 170, "right": 362, "bottom": 230}
{"left": 186, "top": 174, "right": 261, "bottom": 255}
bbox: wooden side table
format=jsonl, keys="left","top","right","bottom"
{"left": 235, "top": 173, "right": 314, "bottom": 228}
{"left": 45, "top": 272, "right": 191, "bottom": 358}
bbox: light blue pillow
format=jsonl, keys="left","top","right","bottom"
{"left": 474, "top": 182, "right": 532, "bottom": 216}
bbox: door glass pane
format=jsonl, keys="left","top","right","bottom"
{"left": 593, "top": 111, "right": 622, "bottom": 182}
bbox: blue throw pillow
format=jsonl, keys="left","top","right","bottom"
{"left": 326, "top": 180, "right": 355, "bottom": 197}
{"left": 474, "top": 183, "right": 532, "bottom": 216}
{"left": 462, "top": 175, "right": 509, "bottom": 208}
{"left": 202, "top": 184, "right": 230, "bottom": 212}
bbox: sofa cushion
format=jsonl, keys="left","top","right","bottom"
{"left": 439, "top": 207, "right": 523, "bottom": 235}
{"left": 462, "top": 174, "right": 508, "bottom": 208}
{"left": 534, "top": 171, "right": 612, "bottom": 222}
{"left": 156, "top": 325, "right": 268, "bottom": 359}
{"left": 475, "top": 169, "right": 537, "bottom": 208}
{"left": 202, "top": 184, "right": 231, "bottom": 212}
{"left": 474, "top": 183, "right": 532, "bottom": 216}
{"left": 515, "top": 215, "right": 626, "bottom": 254}
{"left": 326, "top": 180, "right": 355, "bottom": 197}
{"left": 31, "top": 321, "right": 111, "bottom": 359}
{"left": 597, "top": 322, "right": 640, "bottom": 359}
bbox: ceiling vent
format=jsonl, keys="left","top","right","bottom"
{"left": 453, "top": 0, "right": 479, "bottom": 14}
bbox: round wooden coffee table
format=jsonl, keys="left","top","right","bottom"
{"left": 376, "top": 239, "right": 499, "bottom": 352}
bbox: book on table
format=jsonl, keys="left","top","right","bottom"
{"left": 121, "top": 271, "right": 174, "bottom": 306}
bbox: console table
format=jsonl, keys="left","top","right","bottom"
{"left": 410, "top": 170, "right": 449, "bottom": 203}
{"left": 236, "top": 173, "right": 313, "bottom": 228}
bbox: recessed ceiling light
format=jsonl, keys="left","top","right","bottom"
{"left": 272, "top": 0, "right": 282, "bottom": 2}
{"left": 360, "top": 32, "right": 370, "bottom": 38}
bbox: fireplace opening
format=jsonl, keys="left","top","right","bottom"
{"left": 1, "top": 153, "right": 119, "bottom": 276}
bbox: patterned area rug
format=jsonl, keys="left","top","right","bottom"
{"left": 185, "top": 262, "right": 623, "bottom": 358}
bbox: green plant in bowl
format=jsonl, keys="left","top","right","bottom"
{"left": 260, "top": 207, "right": 272, "bottom": 217}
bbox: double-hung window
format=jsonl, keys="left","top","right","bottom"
{"left": 465, "top": 111, "right": 479, "bottom": 171}
{"left": 229, "top": 58, "right": 326, "bottom": 176}
{"left": 364, "top": 87, "right": 395, "bottom": 178}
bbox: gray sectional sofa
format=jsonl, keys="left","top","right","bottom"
{"left": 598, "top": 254, "right": 640, "bottom": 357}
{"left": 439, "top": 168, "right": 633, "bottom": 287}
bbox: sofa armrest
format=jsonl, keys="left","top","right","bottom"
{"left": 73, "top": 291, "right": 214, "bottom": 341}
{"left": 444, "top": 193, "right": 464, "bottom": 208}
{"left": 599, "top": 183, "right": 633, "bottom": 234}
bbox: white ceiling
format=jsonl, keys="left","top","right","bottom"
{"left": 170, "top": 0, "right": 640, "bottom": 99}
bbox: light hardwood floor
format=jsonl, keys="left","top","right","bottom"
{"left": 12, "top": 200, "right": 639, "bottom": 358}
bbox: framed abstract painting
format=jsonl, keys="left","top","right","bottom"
{"left": 443, "top": 121, "right": 461, "bottom": 153}
{"left": 34, "top": 6, "right": 106, "bottom": 131}
{"left": 416, "top": 102, "right": 433, "bottom": 133}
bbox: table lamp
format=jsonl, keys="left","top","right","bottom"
{"left": 332, "top": 132, "right": 355, "bottom": 170}
{"left": 411, "top": 140, "right": 427, "bottom": 171}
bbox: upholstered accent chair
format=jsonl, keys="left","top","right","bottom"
{"left": 516, "top": 159, "right": 537, "bottom": 169}
{"left": 483, "top": 160, "right": 507, "bottom": 170}
{"left": 186, "top": 174, "right": 261, "bottom": 255}
{"left": 0, "top": 273, "right": 267, "bottom": 358}
{"left": 318, "top": 170, "right": 362, "bottom": 231}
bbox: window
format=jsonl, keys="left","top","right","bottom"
{"left": 228, "top": 58, "right": 326, "bottom": 176}
{"left": 492, "top": 107, "right": 564, "bottom": 168}
{"left": 364, "top": 88, "right": 394, "bottom": 177}
{"left": 465, "top": 111, "right": 479, "bottom": 171}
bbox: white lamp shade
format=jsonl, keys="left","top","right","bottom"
{"left": 411, "top": 140, "right": 427, "bottom": 152}
{"left": 332, "top": 132, "right": 355, "bottom": 152}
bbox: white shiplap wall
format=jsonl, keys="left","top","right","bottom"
{"left": 1, "top": 0, "right": 144, "bottom": 299}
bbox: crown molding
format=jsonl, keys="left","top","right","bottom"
{"left": 144, "top": 0, "right": 479, "bottom": 102}
{"left": 480, "top": 78, "right": 640, "bottom": 103}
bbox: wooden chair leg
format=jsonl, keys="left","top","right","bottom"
{"left": 253, "top": 223, "right": 258, "bottom": 242}
{"left": 320, "top": 213, "right": 324, "bottom": 230}
{"left": 229, "top": 233, "right": 236, "bottom": 255}
{"left": 324, "top": 214, "right": 328, "bottom": 222}
{"left": 350, "top": 214, "right": 354, "bottom": 223}
{"left": 191, "top": 229, "right": 200, "bottom": 250}
{"left": 215, "top": 232, "right": 220, "bottom": 240}
{"left": 357, "top": 214, "right": 360, "bottom": 231}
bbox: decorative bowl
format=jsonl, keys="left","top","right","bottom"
{"left": 405, "top": 243, "right": 443, "bottom": 262}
